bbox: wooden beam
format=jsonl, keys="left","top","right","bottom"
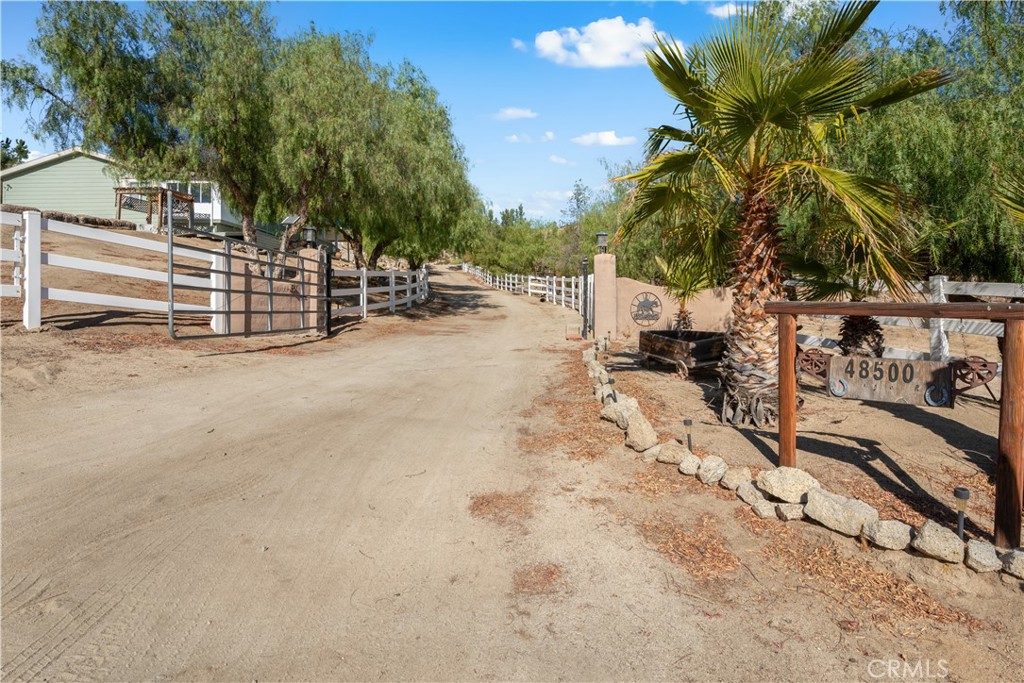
{"left": 778, "top": 313, "right": 797, "bottom": 468}
{"left": 995, "top": 318, "right": 1023, "bottom": 549}
{"left": 765, "top": 301, "right": 1024, "bottom": 320}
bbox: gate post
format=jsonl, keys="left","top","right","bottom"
{"left": 389, "top": 271, "right": 396, "bottom": 313}
{"left": 929, "top": 275, "right": 949, "bottom": 361}
{"left": 360, "top": 268, "right": 368, "bottom": 319}
{"left": 593, "top": 253, "right": 618, "bottom": 341}
{"left": 995, "top": 318, "right": 1023, "bottom": 548}
{"left": 210, "top": 243, "right": 227, "bottom": 333}
{"left": 778, "top": 313, "right": 798, "bottom": 467}
{"left": 22, "top": 211, "right": 41, "bottom": 330}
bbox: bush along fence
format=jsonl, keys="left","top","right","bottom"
{"left": 787, "top": 276, "right": 1024, "bottom": 364}
{"left": 1, "top": 209, "right": 429, "bottom": 339}
{"left": 581, "top": 346, "right": 1024, "bottom": 579}
{"left": 463, "top": 263, "right": 594, "bottom": 335}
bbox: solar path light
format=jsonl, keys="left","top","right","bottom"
{"left": 954, "top": 487, "right": 970, "bottom": 540}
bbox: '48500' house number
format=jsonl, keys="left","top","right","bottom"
{"left": 827, "top": 355, "right": 953, "bottom": 407}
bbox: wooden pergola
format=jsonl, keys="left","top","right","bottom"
{"left": 115, "top": 187, "right": 194, "bottom": 226}
{"left": 764, "top": 301, "right": 1024, "bottom": 548}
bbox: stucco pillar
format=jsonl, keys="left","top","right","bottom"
{"left": 593, "top": 253, "right": 618, "bottom": 341}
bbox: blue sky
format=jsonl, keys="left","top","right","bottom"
{"left": 1, "top": 1, "right": 950, "bottom": 221}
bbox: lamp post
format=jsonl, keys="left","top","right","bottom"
{"left": 581, "top": 255, "right": 589, "bottom": 339}
{"left": 596, "top": 231, "right": 608, "bottom": 254}
{"left": 683, "top": 418, "right": 693, "bottom": 452}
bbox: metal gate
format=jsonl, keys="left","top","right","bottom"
{"left": 165, "top": 194, "right": 327, "bottom": 340}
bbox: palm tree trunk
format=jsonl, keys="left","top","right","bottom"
{"left": 721, "top": 188, "right": 786, "bottom": 427}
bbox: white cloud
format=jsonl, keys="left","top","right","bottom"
{"left": 495, "top": 107, "right": 538, "bottom": 121}
{"left": 26, "top": 150, "right": 44, "bottom": 161}
{"left": 706, "top": 2, "right": 739, "bottom": 18}
{"left": 541, "top": 131, "right": 555, "bottom": 142}
{"left": 535, "top": 190, "right": 573, "bottom": 202}
{"left": 511, "top": 38, "right": 527, "bottom": 52}
{"left": 549, "top": 155, "right": 569, "bottom": 164}
{"left": 505, "top": 134, "right": 527, "bottom": 144}
{"left": 534, "top": 16, "right": 679, "bottom": 68}
{"left": 570, "top": 130, "right": 637, "bottom": 147}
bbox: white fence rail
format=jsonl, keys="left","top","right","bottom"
{"left": 2, "top": 210, "right": 218, "bottom": 329}
{"left": 329, "top": 267, "right": 428, "bottom": 319}
{"left": 462, "top": 263, "right": 593, "bottom": 317}
{"left": 788, "top": 274, "right": 1022, "bottom": 362}
{"left": 1, "top": 210, "right": 430, "bottom": 334}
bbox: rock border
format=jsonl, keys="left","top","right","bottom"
{"left": 581, "top": 347, "right": 1023, "bottom": 584}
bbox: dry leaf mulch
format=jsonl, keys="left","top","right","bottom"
{"left": 469, "top": 490, "right": 534, "bottom": 528}
{"left": 512, "top": 562, "right": 567, "bottom": 596}
{"left": 637, "top": 512, "right": 741, "bottom": 580}
{"left": 733, "top": 507, "right": 984, "bottom": 631}
{"left": 517, "top": 350, "right": 623, "bottom": 460}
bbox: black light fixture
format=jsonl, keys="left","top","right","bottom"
{"left": 302, "top": 224, "right": 317, "bottom": 246}
{"left": 683, "top": 418, "right": 694, "bottom": 452}
{"left": 596, "top": 231, "right": 608, "bottom": 254}
{"left": 953, "top": 487, "right": 970, "bottom": 540}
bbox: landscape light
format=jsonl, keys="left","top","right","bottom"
{"left": 302, "top": 224, "right": 317, "bottom": 245}
{"left": 953, "top": 487, "right": 970, "bottom": 540}
{"left": 683, "top": 418, "right": 693, "bottom": 452}
{"left": 596, "top": 232, "right": 608, "bottom": 253}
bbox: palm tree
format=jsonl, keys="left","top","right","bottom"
{"left": 618, "top": 1, "right": 950, "bottom": 427}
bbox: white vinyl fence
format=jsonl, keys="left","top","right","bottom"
{"left": 789, "top": 275, "right": 1023, "bottom": 362}
{"left": 462, "top": 263, "right": 593, "bottom": 315}
{"left": 329, "top": 267, "right": 428, "bottom": 319}
{"left": 1, "top": 210, "right": 430, "bottom": 336}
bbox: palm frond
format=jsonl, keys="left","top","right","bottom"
{"left": 808, "top": 1, "right": 878, "bottom": 59}
{"left": 644, "top": 125, "right": 695, "bottom": 159}
{"left": 775, "top": 161, "right": 918, "bottom": 300}
{"left": 646, "top": 34, "right": 709, "bottom": 123}
{"left": 994, "top": 173, "right": 1024, "bottom": 224}
{"left": 852, "top": 68, "right": 954, "bottom": 115}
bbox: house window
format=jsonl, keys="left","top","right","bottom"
{"left": 192, "top": 182, "right": 211, "bottom": 203}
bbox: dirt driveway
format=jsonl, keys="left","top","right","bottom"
{"left": 2, "top": 268, "right": 1020, "bottom": 682}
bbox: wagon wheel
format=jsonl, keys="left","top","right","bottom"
{"left": 675, "top": 361, "right": 689, "bottom": 381}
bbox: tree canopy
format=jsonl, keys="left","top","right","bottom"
{"left": 2, "top": 1, "right": 474, "bottom": 267}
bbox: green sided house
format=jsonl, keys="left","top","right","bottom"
{"left": 0, "top": 147, "right": 244, "bottom": 237}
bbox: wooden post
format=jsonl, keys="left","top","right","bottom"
{"left": 778, "top": 313, "right": 797, "bottom": 468}
{"left": 995, "top": 318, "right": 1023, "bottom": 548}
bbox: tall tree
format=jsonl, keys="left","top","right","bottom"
{"left": 336, "top": 61, "right": 472, "bottom": 270}
{"left": 2, "top": 1, "right": 277, "bottom": 246}
{"left": 831, "top": 1, "right": 1024, "bottom": 281}
{"left": 0, "top": 138, "right": 29, "bottom": 169}
{"left": 264, "top": 29, "right": 382, "bottom": 253}
{"left": 619, "top": 1, "right": 950, "bottom": 426}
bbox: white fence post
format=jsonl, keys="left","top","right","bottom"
{"left": 571, "top": 276, "right": 576, "bottom": 311}
{"left": 210, "top": 243, "right": 227, "bottom": 333}
{"left": 406, "top": 271, "right": 413, "bottom": 308}
{"left": 422, "top": 268, "right": 429, "bottom": 298}
{"left": 389, "top": 270, "right": 396, "bottom": 313}
{"left": 22, "top": 211, "right": 41, "bottom": 330}
{"left": 929, "top": 274, "right": 949, "bottom": 361}
{"left": 360, "top": 268, "right": 368, "bottom": 319}
{"left": 561, "top": 276, "right": 566, "bottom": 307}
